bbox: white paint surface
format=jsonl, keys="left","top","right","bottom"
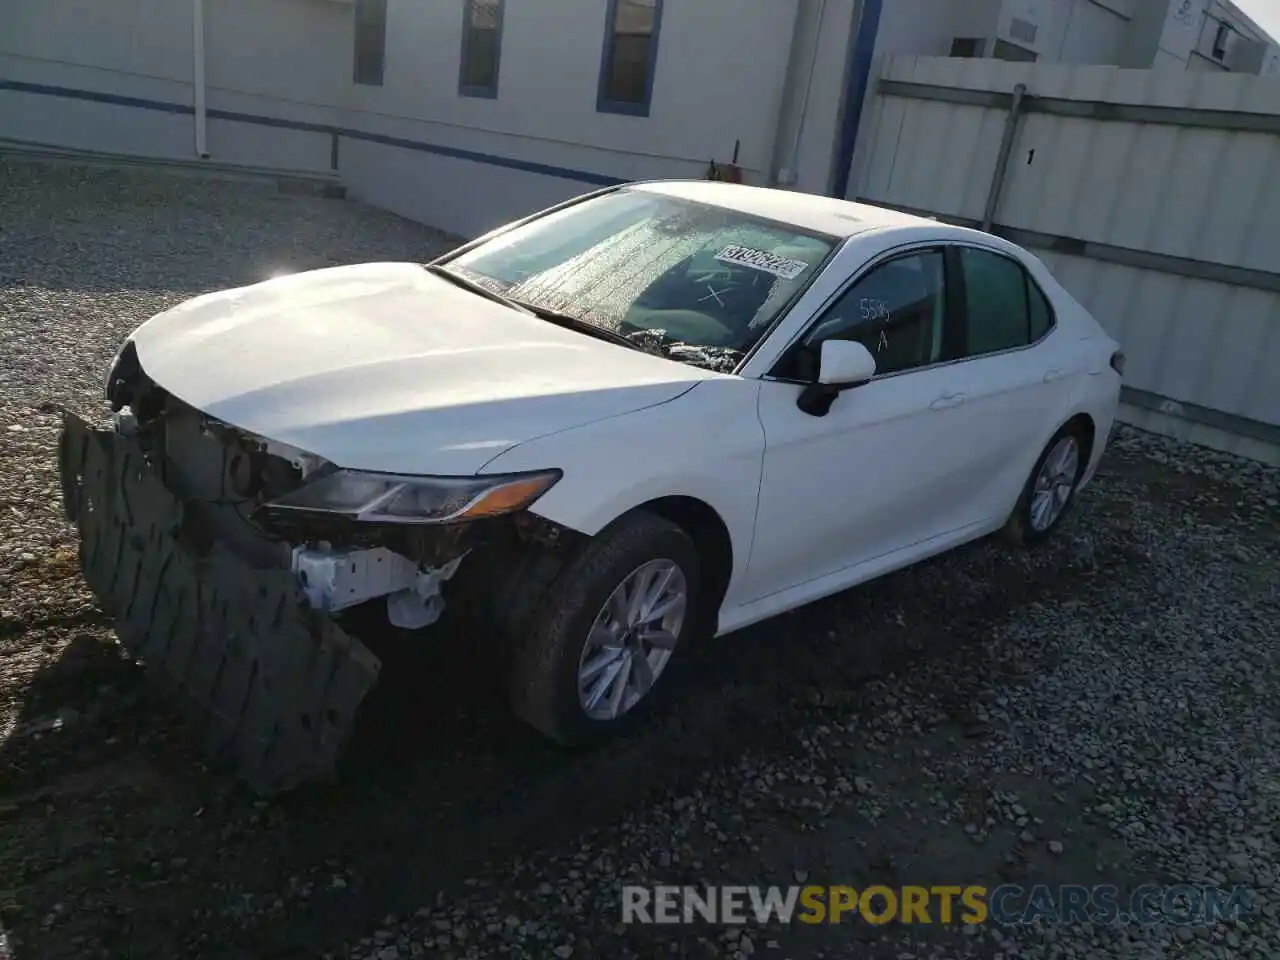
{"left": 131, "top": 260, "right": 717, "bottom": 475}
{"left": 122, "top": 185, "right": 1121, "bottom": 632}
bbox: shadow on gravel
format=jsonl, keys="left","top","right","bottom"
{"left": 0, "top": 520, "right": 1127, "bottom": 959}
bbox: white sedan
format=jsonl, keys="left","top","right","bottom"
{"left": 60, "top": 181, "right": 1123, "bottom": 790}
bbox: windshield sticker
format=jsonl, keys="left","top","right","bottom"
{"left": 714, "top": 245, "right": 809, "bottom": 281}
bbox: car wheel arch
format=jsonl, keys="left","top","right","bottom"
{"left": 1057, "top": 411, "right": 1096, "bottom": 470}
{"left": 607, "top": 496, "right": 734, "bottom": 638}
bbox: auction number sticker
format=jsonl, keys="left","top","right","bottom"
{"left": 715, "top": 244, "right": 809, "bottom": 281}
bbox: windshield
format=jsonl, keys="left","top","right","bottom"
{"left": 444, "top": 188, "right": 838, "bottom": 373}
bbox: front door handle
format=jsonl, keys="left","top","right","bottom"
{"left": 930, "top": 392, "right": 967, "bottom": 410}
{"left": 1043, "top": 367, "right": 1067, "bottom": 383}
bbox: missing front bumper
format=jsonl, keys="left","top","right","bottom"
{"left": 58, "top": 411, "right": 381, "bottom": 793}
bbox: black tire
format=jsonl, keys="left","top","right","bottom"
{"left": 507, "top": 510, "right": 701, "bottom": 745}
{"left": 1002, "top": 422, "right": 1089, "bottom": 546}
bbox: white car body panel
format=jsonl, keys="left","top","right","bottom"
{"left": 124, "top": 183, "right": 1123, "bottom": 639}
{"left": 497, "top": 219, "right": 1120, "bottom": 634}
{"left": 482, "top": 378, "right": 766, "bottom": 609}
{"left": 746, "top": 360, "right": 1000, "bottom": 603}
{"left": 130, "top": 262, "right": 715, "bottom": 474}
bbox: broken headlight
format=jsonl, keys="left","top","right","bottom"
{"left": 262, "top": 469, "right": 562, "bottom": 524}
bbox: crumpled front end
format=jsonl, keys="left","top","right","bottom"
{"left": 58, "top": 411, "right": 383, "bottom": 792}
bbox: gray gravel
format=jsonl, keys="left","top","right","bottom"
{"left": 0, "top": 156, "right": 453, "bottom": 595}
{"left": 1, "top": 158, "right": 1278, "bottom": 960}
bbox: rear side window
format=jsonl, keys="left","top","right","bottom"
{"left": 959, "top": 247, "right": 1029, "bottom": 356}
{"left": 1028, "top": 275, "right": 1055, "bottom": 341}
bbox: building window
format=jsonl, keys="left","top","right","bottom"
{"left": 598, "top": 0, "right": 663, "bottom": 117}
{"left": 1008, "top": 17, "right": 1038, "bottom": 46}
{"left": 354, "top": 0, "right": 387, "bottom": 86}
{"left": 1212, "top": 22, "right": 1231, "bottom": 60}
{"left": 460, "top": 0, "right": 504, "bottom": 98}
{"left": 992, "top": 39, "right": 1037, "bottom": 62}
{"left": 949, "top": 38, "right": 985, "bottom": 58}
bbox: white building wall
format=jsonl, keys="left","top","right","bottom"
{"left": 1040, "top": 0, "right": 1130, "bottom": 63}
{"left": 337, "top": 0, "right": 800, "bottom": 237}
{"left": 3, "top": 0, "right": 828, "bottom": 236}
{"left": 868, "top": 0, "right": 1273, "bottom": 73}
{"left": 203, "top": 0, "right": 350, "bottom": 172}
{"left": 873, "top": 0, "right": 1132, "bottom": 64}
{"left": 1, "top": 0, "right": 197, "bottom": 160}
{"left": 876, "top": 0, "right": 978, "bottom": 57}
{"left": 6, "top": 0, "right": 1279, "bottom": 242}
{"left": 1, "top": 0, "right": 349, "bottom": 173}
{"left": 773, "top": 0, "right": 862, "bottom": 195}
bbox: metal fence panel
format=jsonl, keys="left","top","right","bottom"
{"left": 848, "top": 55, "right": 1280, "bottom": 436}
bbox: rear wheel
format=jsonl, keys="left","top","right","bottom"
{"left": 1003, "top": 424, "right": 1087, "bottom": 545}
{"left": 507, "top": 511, "right": 700, "bottom": 744}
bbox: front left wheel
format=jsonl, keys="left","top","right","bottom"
{"left": 507, "top": 511, "right": 701, "bottom": 745}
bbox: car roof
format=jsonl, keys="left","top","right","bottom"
{"left": 630, "top": 180, "right": 940, "bottom": 239}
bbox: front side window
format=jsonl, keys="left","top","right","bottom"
{"left": 801, "top": 251, "right": 948, "bottom": 377}
{"left": 959, "top": 247, "right": 1047, "bottom": 356}
{"left": 598, "top": 0, "right": 663, "bottom": 116}
{"left": 353, "top": 0, "right": 388, "bottom": 86}
{"left": 460, "top": 0, "right": 504, "bottom": 97}
{"left": 446, "top": 189, "right": 836, "bottom": 372}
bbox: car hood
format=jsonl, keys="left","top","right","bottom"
{"left": 131, "top": 262, "right": 715, "bottom": 474}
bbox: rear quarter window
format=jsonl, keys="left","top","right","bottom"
{"left": 958, "top": 247, "right": 1030, "bottom": 356}
{"left": 1028, "top": 274, "right": 1055, "bottom": 341}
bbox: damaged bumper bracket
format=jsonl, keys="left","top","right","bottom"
{"left": 58, "top": 412, "right": 381, "bottom": 793}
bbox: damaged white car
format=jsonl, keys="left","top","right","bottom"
{"left": 59, "top": 181, "right": 1123, "bottom": 791}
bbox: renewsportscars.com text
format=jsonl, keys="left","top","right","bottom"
{"left": 622, "top": 884, "right": 1251, "bottom": 926}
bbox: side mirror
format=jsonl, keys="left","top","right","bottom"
{"left": 817, "top": 339, "right": 876, "bottom": 387}
{"left": 797, "top": 340, "right": 876, "bottom": 417}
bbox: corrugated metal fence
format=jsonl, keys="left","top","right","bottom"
{"left": 847, "top": 56, "right": 1280, "bottom": 462}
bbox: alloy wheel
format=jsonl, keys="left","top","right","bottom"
{"left": 1030, "top": 435, "right": 1080, "bottom": 533}
{"left": 577, "top": 558, "right": 687, "bottom": 721}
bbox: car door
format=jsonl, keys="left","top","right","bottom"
{"left": 942, "top": 245, "right": 1078, "bottom": 528}
{"left": 743, "top": 248, "right": 980, "bottom": 601}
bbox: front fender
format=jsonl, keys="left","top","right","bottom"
{"left": 481, "top": 378, "right": 766, "bottom": 601}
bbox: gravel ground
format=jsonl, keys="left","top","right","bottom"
{"left": 1, "top": 158, "right": 1278, "bottom": 960}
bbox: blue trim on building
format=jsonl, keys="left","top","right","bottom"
{"left": 458, "top": 0, "right": 504, "bottom": 99}
{"left": 346, "top": 128, "right": 622, "bottom": 185}
{"left": 829, "top": 0, "right": 883, "bottom": 199}
{"left": 596, "top": 0, "right": 664, "bottom": 118}
{"left": 0, "top": 78, "right": 626, "bottom": 186}
{"left": 0, "top": 79, "right": 195, "bottom": 115}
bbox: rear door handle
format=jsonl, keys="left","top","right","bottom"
{"left": 930, "top": 392, "right": 967, "bottom": 410}
{"left": 1043, "top": 367, "right": 1067, "bottom": 383}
